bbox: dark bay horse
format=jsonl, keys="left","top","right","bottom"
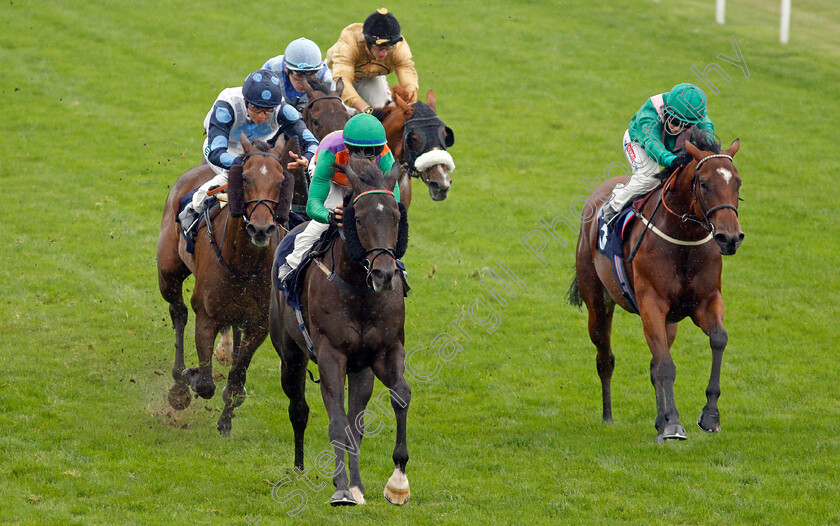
{"left": 269, "top": 155, "right": 411, "bottom": 506}
{"left": 569, "top": 132, "right": 744, "bottom": 443}
{"left": 157, "top": 135, "right": 294, "bottom": 435}
{"left": 381, "top": 86, "right": 455, "bottom": 207}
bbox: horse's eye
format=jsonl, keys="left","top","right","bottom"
{"left": 699, "top": 180, "right": 709, "bottom": 190}
{"left": 312, "top": 118, "right": 319, "bottom": 127}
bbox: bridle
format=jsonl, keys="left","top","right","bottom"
{"left": 239, "top": 151, "right": 284, "bottom": 228}
{"left": 352, "top": 189, "right": 398, "bottom": 284}
{"left": 661, "top": 153, "right": 739, "bottom": 233}
{"left": 302, "top": 94, "right": 343, "bottom": 133}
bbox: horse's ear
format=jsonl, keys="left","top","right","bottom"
{"left": 426, "top": 89, "right": 436, "bottom": 112}
{"left": 393, "top": 92, "right": 411, "bottom": 113}
{"left": 302, "top": 78, "right": 316, "bottom": 99}
{"left": 270, "top": 135, "right": 287, "bottom": 157}
{"left": 684, "top": 140, "right": 702, "bottom": 160}
{"left": 444, "top": 126, "right": 455, "bottom": 148}
{"left": 385, "top": 160, "right": 402, "bottom": 190}
{"left": 725, "top": 138, "right": 740, "bottom": 158}
{"left": 334, "top": 78, "right": 344, "bottom": 96}
{"left": 240, "top": 132, "right": 253, "bottom": 154}
{"left": 334, "top": 159, "right": 360, "bottom": 188}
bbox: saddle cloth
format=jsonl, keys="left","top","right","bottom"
{"left": 596, "top": 207, "right": 640, "bottom": 313}
{"left": 177, "top": 191, "right": 223, "bottom": 254}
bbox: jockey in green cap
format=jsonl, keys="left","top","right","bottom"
{"left": 602, "top": 83, "right": 715, "bottom": 225}
{"left": 277, "top": 113, "right": 400, "bottom": 281}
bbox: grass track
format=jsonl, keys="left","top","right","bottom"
{"left": 2, "top": 0, "right": 839, "bottom": 524}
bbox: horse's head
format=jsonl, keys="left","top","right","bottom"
{"left": 302, "top": 78, "right": 349, "bottom": 141}
{"left": 402, "top": 90, "right": 455, "bottom": 201}
{"left": 338, "top": 154, "right": 407, "bottom": 292}
{"left": 685, "top": 138, "right": 744, "bottom": 255}
{"left": 228, "top": 133, "right": 290, "bottom": 247}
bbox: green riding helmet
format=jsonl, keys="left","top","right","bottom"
{"left": 343, "top": 113, "right": 387, "bottom": 147}
{"left": 664, "top": 83, "right": 707, "bottom": 124}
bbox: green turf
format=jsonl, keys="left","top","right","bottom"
{"left": 2, "top": 0, "right": 839, "bottom": 524}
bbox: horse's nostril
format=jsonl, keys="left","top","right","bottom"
{"left": 265, "top": 224, "right": 276, "bottom": 237}
{"left": 246, "top": 224, "right": 257, "bottom": 237}
{"left": 738, "top": 232, "right": 745, "bottom": 242}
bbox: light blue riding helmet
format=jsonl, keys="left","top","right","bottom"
{"left": 284, "top": 38, "right": 323, "bottom": 72}
{"left": 242, "top": 69, "right": 283, "bottom": 107}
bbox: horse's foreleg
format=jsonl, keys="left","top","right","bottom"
{"left": 217, "top": 324, "right": 268, "bottom": 436}
{"left": 186, "top": 312, "right": 218, "bottom": 400}
{"left": 639, "top": 293, "right": 685, "bottom": 443}
{"left": 692, "top": 294, "right": 727, "bottom": 433}
{"left": 347, "top": 368, "right": 375, "bottom": 504}
{"left": 318, "top": 350, "right": 355, "bottom": 506}
{"left": 372, "top": 345, "right": 411, "bottom": 506}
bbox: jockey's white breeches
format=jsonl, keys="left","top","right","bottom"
{"left": 285, "top": 181, "right": 351, "bottom": 270}
{"left": 344, "top": 76, "right": 392, "bottom": 115}
{"left": 606, "top": 130, "right": 663, "bottom": 213}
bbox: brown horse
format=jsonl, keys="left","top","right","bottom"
{"left": 269, "top": 155, "right": 411, "bottom": 506}
{"left": 381, "top": 87, "right": 455, "bottom": 207}
{"left": 157, "top": 135, "right": 294, "bottom": 435}
{"left": 569, "top": 131, "right": 744, "bottom": 443}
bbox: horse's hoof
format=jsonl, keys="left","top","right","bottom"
{"left": 195, "top": 382, "right": 216, "bottom": 400}
{"left": 698, "top": 412, "right": 721, "bottom": 433}
{"left": 167, "top": 383, "right": 192, "bottom": 410}
{"left": 349, "top": 486, "right": 366, "bottom": 505}
{"left": 655, "top": 423, "right": 687, "bottom": 443}
{"left": 383, "top": 468, "right": 410, "bottom": 506}
{"left": 329, "top": 489, "right": 357, "bottom": 506}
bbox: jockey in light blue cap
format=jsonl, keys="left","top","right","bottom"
{"left": 262, "top": 38, "right": 336, "bottom": 111}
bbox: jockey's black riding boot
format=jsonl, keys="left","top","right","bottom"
{"left": 602, "top": 205, "right": 619, "bottom": 227}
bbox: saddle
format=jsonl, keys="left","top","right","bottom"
{"left": 177, "top": 191, "right": 226, "bottom": 254}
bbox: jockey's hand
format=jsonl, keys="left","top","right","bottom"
{"left": 287, "top": 151, "right": 309, "bottom": 170}
{"left": 668, "top": 152, "right": 691, "bottom": 172}
{"left": 329, "top": 205, "right": 344, "bottom": 229}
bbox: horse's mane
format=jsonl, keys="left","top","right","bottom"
{"left": 252, "top": 140, "right": 271, "bottom": 152}
{"left": 306, "top": 78, "right": 332, "bottom": 95}
{"left": 349, "top": 155, "right": 388, "bottom": 188}
{"left": 655, "top": 127, "right": 722, "bottom": 179}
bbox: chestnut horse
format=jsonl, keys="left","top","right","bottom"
{"left": 569, "top": 131, "right": 744, "bottom": 443}
{"left": 269, "top": 156, "right": 411, "bottom": 506}
{"left": 157, "top": 136, "right": 294, "bottom": 435}
{"left": 381, "top": 87, "right": 455, "bottom": 207}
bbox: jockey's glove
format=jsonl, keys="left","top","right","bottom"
{"left": 328, "top": 210, "right": 342, "bottom": 229}
{"left": 668, "top": 152, "right": 691, "bottom": 172}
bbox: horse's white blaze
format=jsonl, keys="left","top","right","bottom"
{"left": 717, "top": 167, "right": 733, "bottom": 184}
{"left": 376, "top": 203, "right": 384, "bottom": 212}
{"left": 349, "top": 486, "right": 366, "bottom": 505}
{"left": 260, "top": 166, "right": 267, "bottom": 176}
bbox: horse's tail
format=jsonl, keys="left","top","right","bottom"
{"left": 568, "top": 273, "right": 583, "bottom": 309}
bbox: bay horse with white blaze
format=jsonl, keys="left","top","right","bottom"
{"left": 381, "top": 86, "right": 455, "bottom": 207}
{"left": 269, "top": 155, "right": 411, "bottom": 506}
{"left": 569, "top": 131, "right": 744, "bottom": 443}
{"left": 157, "top": 135, "right": 294, "bottom": 435}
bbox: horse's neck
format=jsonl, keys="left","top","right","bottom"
{"left": 648, "top": 167, "right": 705, "bottom": 236}
{"left": 328, "top": 236, "right": 369, "bottom": 289}
{"left": 384, "top": 116, "right": 405, "bottom": 161}
{"left": 219, "top": 213, "right": 272, "bottom": 273}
